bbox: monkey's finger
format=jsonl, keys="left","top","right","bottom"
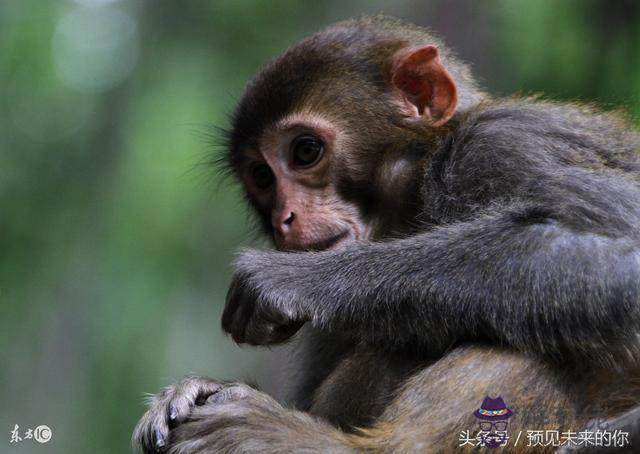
{"left": 133, "top": 377, "right": 224, "bottom": 452}
{"left": 244, "top": 312, "right": 304, "bottom": 345}
{"left": 243, "top": 317, "right": 274, "bottom": 345}
{"left": 204, "top": 385, "right": 250, "bottom": 405}
{"left": 242, "top": 300, "right": 282, "bottom": 345}
{"left": 133, "top": 397, "right": 171, "bottom": 453}
{"left": 272, "top": 320, "right": 305, "bottom": 341}
{"left": 228, "top": 291, "right": 261, "bottom": 344}
{"left": 221, "top": 280, "right": 242, "bottom": 331}
{"left": 169, "top": 376, "right": 224, "bottom": 425}
{"left": 222, "top": 279, "right": 257, "bottom": 343}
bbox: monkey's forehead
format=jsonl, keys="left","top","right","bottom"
{"left": 226, "top": 16, "right": 443, "bottom": 159}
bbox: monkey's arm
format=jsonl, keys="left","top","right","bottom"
{"left": 224, "top": 200, "right": 640, "bottom": 367}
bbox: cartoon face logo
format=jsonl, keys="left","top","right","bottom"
{"left": 473, "top": 396, "right": 514, "bottom": 448}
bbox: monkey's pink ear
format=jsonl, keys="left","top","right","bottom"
{"left": 392, "top": 46, "right": 458, "bottom": 127}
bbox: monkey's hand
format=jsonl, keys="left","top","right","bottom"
{"left": 222, "top": 249, "right": 308, "bottom": 345}
{"left": 133, "top": 375, "right": 354, "bottom": 453}
{"left": 133, "top": 375, "right": 226, "bottom": 452}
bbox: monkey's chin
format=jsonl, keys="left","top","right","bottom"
{"left": 281, "top": 230, "right": 351, "bottom": 252}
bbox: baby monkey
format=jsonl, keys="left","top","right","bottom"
{"left": 135, "top": 16, "right": 640, "bottom": 453}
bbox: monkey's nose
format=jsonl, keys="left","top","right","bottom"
{"left": 273, "top": 212, "right": 295, "bottom": 237}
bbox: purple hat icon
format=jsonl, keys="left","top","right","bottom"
{"left": 473, "top": 396, "right": 513, "bottom": 421}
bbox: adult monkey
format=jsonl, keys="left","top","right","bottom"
{"left": 135, "top": 16, "right": 640, "bottom": 453}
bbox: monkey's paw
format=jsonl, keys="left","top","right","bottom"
{"left": 133, "top": 376, "right": 282, "bottom": 453}
{"left": 133, "top": 376, "right": 224, "bottom": 452}
{"left": 222, "top": 249, "right": 310, "bottom": 345}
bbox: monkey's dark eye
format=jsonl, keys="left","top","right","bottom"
{"left": 252, "top": 164, "right": 274, "bottom": 190}
{"left": 292, "top": 136, "right": 323, "bottom": 168}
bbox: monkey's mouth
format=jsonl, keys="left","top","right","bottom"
{"left": 308, "top": 231, "right": 350, "bottom": 251}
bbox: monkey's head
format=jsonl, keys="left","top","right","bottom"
{"left": 224, "top": 16, "right": 482, "bottom": 251}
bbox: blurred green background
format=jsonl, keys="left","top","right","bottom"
{"left": 1, "top": 0, "right": 638, "bottom": 452}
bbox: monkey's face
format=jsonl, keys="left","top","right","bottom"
{"left": 231, "top": 26, "right": 460, "bottom": 250}
{"left": 239, "top": 113, "right": 371, "bottom": 252}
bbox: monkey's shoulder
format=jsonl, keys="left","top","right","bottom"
{"left": 420, "top": 100, "right": 640, "bottom": 222}
{"left": 433, "top": 100, "right": 640, "bottom": 184}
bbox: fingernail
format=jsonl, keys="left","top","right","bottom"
{"left": 208, "top": 392, "right": 226, "bottom": 404}
{"left": 155, "top": 430, "right": 165, "bottom": 450}
{"left": 169, "top": 404, "right": 178, "bottom": 420}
